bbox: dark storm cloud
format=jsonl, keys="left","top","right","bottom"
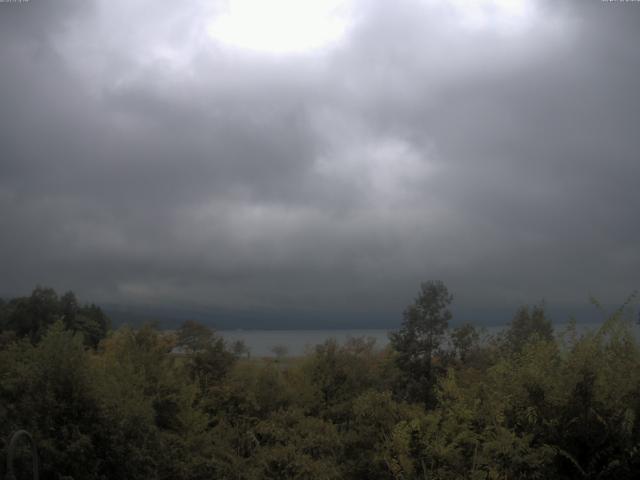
{"left": 0, "top": 0, "right": 638, "bottom": 323}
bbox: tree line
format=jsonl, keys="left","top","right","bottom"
{"left": 1, "top": 282, "right": 639, "bottom": 479}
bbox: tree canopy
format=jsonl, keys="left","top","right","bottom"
{"left": 0, "top": 287, "right": 109, "bottom": 347}
{"left": 389, "top": 280, "right": 453, "bottom": 406}
{"left": 1, "top": 285, "right": 640, "bottom": 479}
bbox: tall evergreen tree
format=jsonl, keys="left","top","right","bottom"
{"left": 390, "top": 280, "right": 453, "bottom": 406}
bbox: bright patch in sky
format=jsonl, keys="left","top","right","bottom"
{"left": 445, "top": 0, "right": 535, "bottom": 33}
{"left": 208, "top": 0, "right": 352, "bottom": 54}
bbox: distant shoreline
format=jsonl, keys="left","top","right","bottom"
{"left": 216, "top": 321, "right": 639, "bottom": 357}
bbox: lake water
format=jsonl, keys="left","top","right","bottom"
{"left": 219, "top": 329, "right": 392, "bottom": 357}
{"left": 220, "top": 322, "right": 639, "bottom": 357}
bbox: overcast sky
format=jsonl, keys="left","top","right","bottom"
{"left": 0, "top": 0, "right": 638, "bottom": 325}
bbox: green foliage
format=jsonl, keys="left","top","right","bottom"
{"left": 93, "top": 325, "right": 214, "bottom": 480}
{"left": 176, "top": 320, "right": 214, "bottom": 353}
{"left": 0, "top": 322, "right": 102, "bottom": 479}
{"left": 450, "top": 322, "right": 481, "bottom": 363}
{"left": 2, "top": 285, "right": 640, "bottom": 479}
{"left": 189, "top": 337, "right": 237, "bottom": 391}
{"left": 504, "top": 303, "right": 554, "bottom": 353}
{"left": 3, "top": 286, "right": 61, "bottom": 343}
{"left": 389, "top": 280, "right": 453, "bottom": 406}
{"left": 250, "top": 409, "right": 342, "bottom": 480}
{"left": 303, "top": 337, "right": 384, "bottom": 419}
{"left": 0, "top": 287, "right": 110, "bottom": 347}
{"left": 175, "top": 320, "right": 238, "bottom": 393}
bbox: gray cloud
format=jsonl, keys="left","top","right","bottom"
{"left": 1, "top": 0, "right": 638, "bottom": 324}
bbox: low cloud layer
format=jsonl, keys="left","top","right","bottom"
{"left": 1, "top": 0, "right": 638, "bottom": 323}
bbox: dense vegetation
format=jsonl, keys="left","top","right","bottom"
{"left": 1, "top": 284, "right": 639, "bottom": 479}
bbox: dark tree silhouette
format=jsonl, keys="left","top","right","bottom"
{"left": 390, "top": 280, "right": 453, "bottom": 406}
